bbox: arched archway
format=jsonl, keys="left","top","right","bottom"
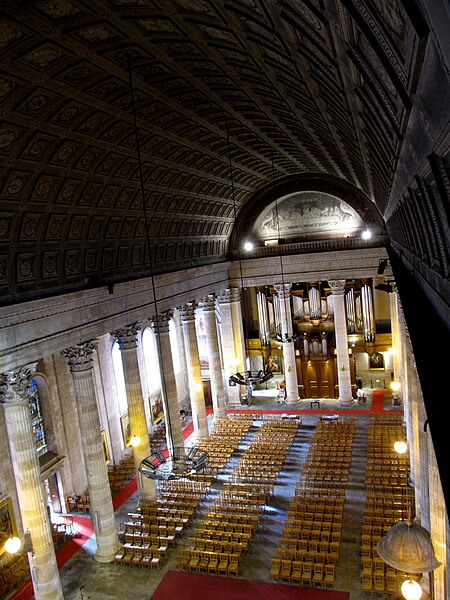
{"left": 230, "top": 173, "right": 386, "bottom": 252}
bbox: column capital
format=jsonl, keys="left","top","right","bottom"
{"left": 198, "top": 294, "right": 216, "bottom": 312}
{"left": 217, "top": 288, "right": 240, "bottom": 304}
{"left": 151, "top": 312, "right": 171, "bottom": 334}
{"left": 62, "top": 340, "right": 98, "bottom": 372}
{"left": 274, "top": 282, "right": 292, "bottom": 299}
{"left": 328, "top": 279, "right": 346, "bottom": 295}
{"left": 179, "top": 302, "right": 196, "bottom": 322}
{"left": 0, "top": 364, "right": 37, "bottom": 404}
{"left": 111, "top": 322, "right": 141, "bottom": 350}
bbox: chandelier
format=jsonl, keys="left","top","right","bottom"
{"left": 227, "top": 125, "right": 273, "bottom": 397}
{"left": 139, "top": 447, "right": 208, "bottom": 481}
{"left": 127, "top": 58, "right": 208, "bottom": 480}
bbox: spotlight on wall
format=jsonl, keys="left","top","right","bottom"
{"left": 374, "top": 282, "right": 393, "bottom": 293}
{"left": 377, "top": 259, "right": 388, "bottom": 275}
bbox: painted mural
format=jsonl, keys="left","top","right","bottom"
{"left": 252, "top": 192, "right": 363, "bottom": 240}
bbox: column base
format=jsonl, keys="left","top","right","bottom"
{"left": 94, "top": 550, "right": 116, "bottom": 563}
{"left": 285, "top": 397, "right": 300, "bottom": 404}
{"left": 338, "top": 397, "right": 355, "bottom": 406}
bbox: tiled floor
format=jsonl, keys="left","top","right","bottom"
{"left": 54, "top": 389, "right": 400, "bottom": 600}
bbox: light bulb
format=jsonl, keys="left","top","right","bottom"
{"left": 129, "top": 435, "right": 140, "bottom": 448}
{"left": 401, "top": 579, "right": 422, "bottom": 600}
{"left": 394, "top": 440, "right": 408, "bottom": 454}
{"left": 5, "top": 536, "right": 22, "bottom": 554}
{"left": 362, "top": 229, "right": 372, "bottom": 240}
{"left": 243, "top": 241, "right": 254, "bottom": 251}
{"left": 390, "top": 381, "right": 401, "bottom": 392}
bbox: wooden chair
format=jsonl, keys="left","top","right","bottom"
{"left": 290, "top": 560, "right": 302, "bottom": 585}
{"left": 324, "top": 564, "right": 335, "bottom": 588}
{"left": 198, "top": 552, "right": 210, "bottom": 573}
{"left": 279, "top": 559, "right": 291, "bottom": 583}
{"left": 373, "top": 573, "right": 385, "bottom": 594}
{"left": 313, "top": 563, "right": 324, "bottom": 588}
{"left": 207, "top": 554, "right": 219, "bottom": 575}
{"left": 188, "top": 551, "right": 200, "bottom": 573}
{"left": 227, "top": 554, "right": 239, "bottom": 576}
{"left": 218, "top": 554, "right": 229, "bottom": 576}
{"left": 301, "top": 561, "right": 313, "bottom": 586}
{"left": 270, "top": 558, "right": 281, "bottom": 579}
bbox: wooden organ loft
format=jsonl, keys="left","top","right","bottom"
{"left": 243, "top": 279, "right": 392, "bottom": 400}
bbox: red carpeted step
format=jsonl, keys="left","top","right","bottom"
{"left": 150, "top": 570, "right": 350, "bottom": 600}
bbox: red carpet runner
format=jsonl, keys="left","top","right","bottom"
{"left": 371, "top": 389, "right": 390, "bottom": 413}
{"left": 150, "top": 570, "right": 350, "bottom": 600}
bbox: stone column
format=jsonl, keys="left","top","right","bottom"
{"left": 0, "top": 366, "right": 64, "bottom": 600}
{"left": 62, "top": 342, "right": 118, "bottom": 562}
{"left": 199, "top": 295, "right": 227, "bottom": 420}
{"left": 217, "top": 289, "right": 241, "bottom": 405}
{"left": 111, "top": 324, "right": 156, "bottom": 502}
{"left": 274, "top": 283, "right": 299, "bottom": 403}
{"left": 151, "top": 313, "right": 184, "bottom": 451}
{"left": 229, "top": 288, "right": 247, "bottom": 375}
{"left": 328, "top": 279, "right": 353, "bottom": 404}
{"left": 179, "top": 303, "right": 209, "bottom": 440}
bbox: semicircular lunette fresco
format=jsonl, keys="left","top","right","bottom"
{"left": 252, "top": 191, "right": 364, "bottom": 241}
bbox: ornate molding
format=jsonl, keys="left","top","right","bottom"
{"left": 199, "top": 294, "right": 216, "bottom": 312}
{"left": 0, "top": 364, "right": 36, "bottom": 404}
{"left": 179, "top": 303, "right": 196, "bottom": 322}
{"left": 150, "top": 312, "right": 171, "bottom": 334}
{"left": 328, "top": 279, "right": 346, "bottom": 295}
{"left": 274, "top": 283, "right": 292, "bottom": 299}
{"left": 111, "top": 322, "right": 141, "bottom": 350}
{"left": 62, "top": 340, "right": 98, "bottom": 372}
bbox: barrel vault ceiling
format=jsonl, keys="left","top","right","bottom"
{"left": 0, "top": 0, "right": 429, "bottom": 304}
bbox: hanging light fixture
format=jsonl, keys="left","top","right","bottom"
{"left": 377, "top": 520, "right": 441, "bottom": 573}
{"left": 125, "top": 58, "right": 207, "bottom": 480}
{"left": 401, "top": 578, "right": 423, "bottom": 600}
{"left": 227, "top": 124, "right": 273, "bottom": 400}
{"left": 270, "top": 155, "right": 301, "bottom": 345}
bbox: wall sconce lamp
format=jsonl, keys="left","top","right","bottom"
{"left": 5, "top": 534, "right": 22, "bottom": 554}
{"left": 5, "top": 529, "right": 33, "bottom": 556}
{"left": 129, "top": 435, "right": 140, "bottom": 448}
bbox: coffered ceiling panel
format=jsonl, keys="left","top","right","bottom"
{"left": 0, "top": 0, "right": 431, "bottom": 304}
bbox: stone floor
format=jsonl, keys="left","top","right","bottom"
{"left": 54, "top": 389, "right": 402, "bottom": 600}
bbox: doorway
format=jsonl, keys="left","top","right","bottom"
{"left": 46, "top": 472, "right": 62, "bottom": 516}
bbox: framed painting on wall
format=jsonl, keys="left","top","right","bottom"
{"left": 101, "top": 429, "right": 111, "bottom": 464}
{"left": 266, "top": 355, "right": 282, "bottom": 374}
{"left": 369, "top": 352, "right": 385, "bottom": 370}
{"left": 0, "top": 498, "right": 17, "bottom": 556}
{"left": 149, "top": 390, "right": 164, "bottom": 425}
{"left": 120, "top": 412, "right": 131, "bottom": 447}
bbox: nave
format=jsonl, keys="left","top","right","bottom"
{"left": 8, "top": 393, "right": 412, "bottom": 600}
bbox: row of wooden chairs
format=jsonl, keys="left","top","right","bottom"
{"left": 361, "top": 419, "right": 412, "bottom": 596}
{"left": 271, "top": 559, "right": 335, "bottom": 588}
{"left": 181, "top": 417, "right": 299, "bottom": 577}
{"left": 0, "top": 554, "right": 30, "bottom": 599}
{"left": 115, "top": 544, "right": 164, "bottom": 569}
{"left": 271, "top": 419, "right": 355, "bottom": 588}
{"left": 180, "top": 550, "right": 239, "bottom": 576}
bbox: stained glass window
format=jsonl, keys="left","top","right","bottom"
{"left": 28, "top": 378, "right": 47, "bottom": 456}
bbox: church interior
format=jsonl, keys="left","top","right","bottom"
{"left": 0, "top": 1, "right": 449, "bottom": 599}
